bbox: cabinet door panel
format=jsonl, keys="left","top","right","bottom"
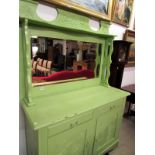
{"left": 93, "top": 107, "right": 121, "bottom": 155}
{"left": 48, "top": 123, "right": 88, "bottom": 155}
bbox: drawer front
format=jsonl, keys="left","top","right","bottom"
{"left": 76, "top": 110, "right": 93, "bottom": 125}
{"left": 48, "top": 122, "right": 88, "bottom": 155}
{"left": 94, "top": 98, "right": 125, "bottom": 117}
{"left": 48, "top": 111, "right": 93, "bottom": 137}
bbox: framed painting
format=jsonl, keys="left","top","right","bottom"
{"left": 123, "top": 29, "right": 135, "bottom": 66}
{"left": 112, "top": 0, "right": 134, "bottom": 27}
{"left": 42, "top": 0, "right": 113, "bottom": 21}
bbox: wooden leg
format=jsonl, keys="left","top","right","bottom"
{"left": 127, "top": 102, "right": 131, "bottom": 116}
{"left": 123, "top": 101, "right": 132, "bottom": 118}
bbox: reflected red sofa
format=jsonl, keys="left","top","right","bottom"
{"left": 32, "top": 70, "right": 94, "bottom": 82}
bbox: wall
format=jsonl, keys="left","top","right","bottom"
{"left": 109, "top": 23, "right": 135, "bottom": 87}
{"left": 121, "top": 67, "right": 135, "bottom": 87}
{"left": 109, "top": 0, "right": 135, "bottom": 87}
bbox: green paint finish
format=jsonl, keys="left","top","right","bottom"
{"left": 22, "top": 19, "right": 33, "bottom": 105}
{"left": 101, "top": 39, "right": 114, "bottom": 86}
{"left": 93, "top": 99, "right": 125, "bottom": 155}
{"left": 38, "top": 127, "right": 48, "bottom": 155}
{"left": 48, "top": 123, "right": 88, "bottom": 155}
{"left": 21, "top": 25, "right": 114, "bottom": 102}
{"left": 24, "top": 97, "right": 127, "bottom": 155}
{"left": 32, "top": 78, "right": 100, "bottom": 99}
{"left": 99, "top": 43, "right": 106, "bottom": 83}
{"left": 25, "top": 118, "right": 38, "bottom": 155}
{"left": 94, "top": 44, "right": 100, "bottom": 78}
{"left": 20, "top": 1, "right": 129, "bottom": 155}
{"left": 19, "top": 26, "right": 26, "bottom": 101}
{"left": 20, "top": 0, "right": 111, "bottom": 35}
{"left": 19, "top": 0, "right": 115, "bottom": 105}
{"left": 22, "top": 86, "right": 129, "bottom": 130}
{"left": 29, "top": 25, "right": 109, "bottom": 44}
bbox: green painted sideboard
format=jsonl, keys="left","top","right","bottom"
{"left": 19, "top": 1, "right": 129, "bottom": 155}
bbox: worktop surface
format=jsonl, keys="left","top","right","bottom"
{"left": 22, "top": 86, "right": 129, "bottom": 130}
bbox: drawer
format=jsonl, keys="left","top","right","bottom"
{"left": 76, "top": 110, "right": 93, "bottom": 125}
{"left": 95, "top": 99, "right": 124, "bottom": 117}
{"left": 48, "top": 111, "right": 93, "bottom": 137}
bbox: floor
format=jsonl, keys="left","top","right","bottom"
{"left": 110, "top": 114, "right": 135, "bottom": 155}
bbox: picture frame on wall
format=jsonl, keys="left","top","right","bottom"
{"left": 123, "top": 29, "right": 135, "bottom": 67}
{"left": 133, "top": 18, "right": 135, "bottom": 30}
{"left": 112, "top": 0, "right": 134, "bottom": 27}
{"left": 43, "top": 0, "right": 113, "bottom": 21}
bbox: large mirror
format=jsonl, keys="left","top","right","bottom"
{"left": 31, "top": 36, "right": 100, "bottom": 86}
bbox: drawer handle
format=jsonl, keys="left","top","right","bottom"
{"left": 70, "top": 121, "right": 78, "bottom": 128}
{"left": 110, "top": 105, "right": 116, "bottom": 110}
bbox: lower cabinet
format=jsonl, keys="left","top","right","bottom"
{"left": 25, "top": 98, "right": 125, "bottom": 155}
{"left": 46, "top": 110, "right": 94, "bottom": 155}
{"left": 93, "top": 102, "right": 124, "bottom": 155}
{"left": 48, "top": 122, "right": 91, "bottom": 155}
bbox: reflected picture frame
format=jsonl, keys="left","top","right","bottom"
{"left": 42, "top": 0, "right": 113, "bottom": 21}
{"left": 123, "top": 29, "right": 135, "bottom": 67}
{"left": 112, "top": 0, "right": 134, "bottom": 27}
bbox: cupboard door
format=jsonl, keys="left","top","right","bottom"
{"left": 48, "top": 122, "right": 89, "bottom": 155}
{"left": 93, "top": 106, "right": 122, "bottom": 155}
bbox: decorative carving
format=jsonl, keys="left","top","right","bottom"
{"left": 100, "top": 39, "right": 113, "bottom": 86}
{"left": 19, "top": 1, "right": 109, "bottom": 35}
{"left": 22, "top": 19, "right": 32, "bottom": 105}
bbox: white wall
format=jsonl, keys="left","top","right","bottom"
{"left": 121, "top": 67, "right": 135, "bottom": 87}
{"left": 109, "top": 23, "right": 126, "bottom": 40}
{"left": 109, "top": 3, "right": 135, "bottom": 87}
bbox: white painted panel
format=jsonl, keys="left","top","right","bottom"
{"left": 36, "top": 4, "right": 58, "bottom": 21}
{"left": 89, "top": 19, "right": 100, "bottom": 31}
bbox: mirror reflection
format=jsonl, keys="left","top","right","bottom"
{"left": 31, "top": 36, "right": 98, "bottom": 86}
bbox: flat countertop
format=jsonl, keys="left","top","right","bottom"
{"left": 22, "top": 86, "right": 129, "bottom": 130}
